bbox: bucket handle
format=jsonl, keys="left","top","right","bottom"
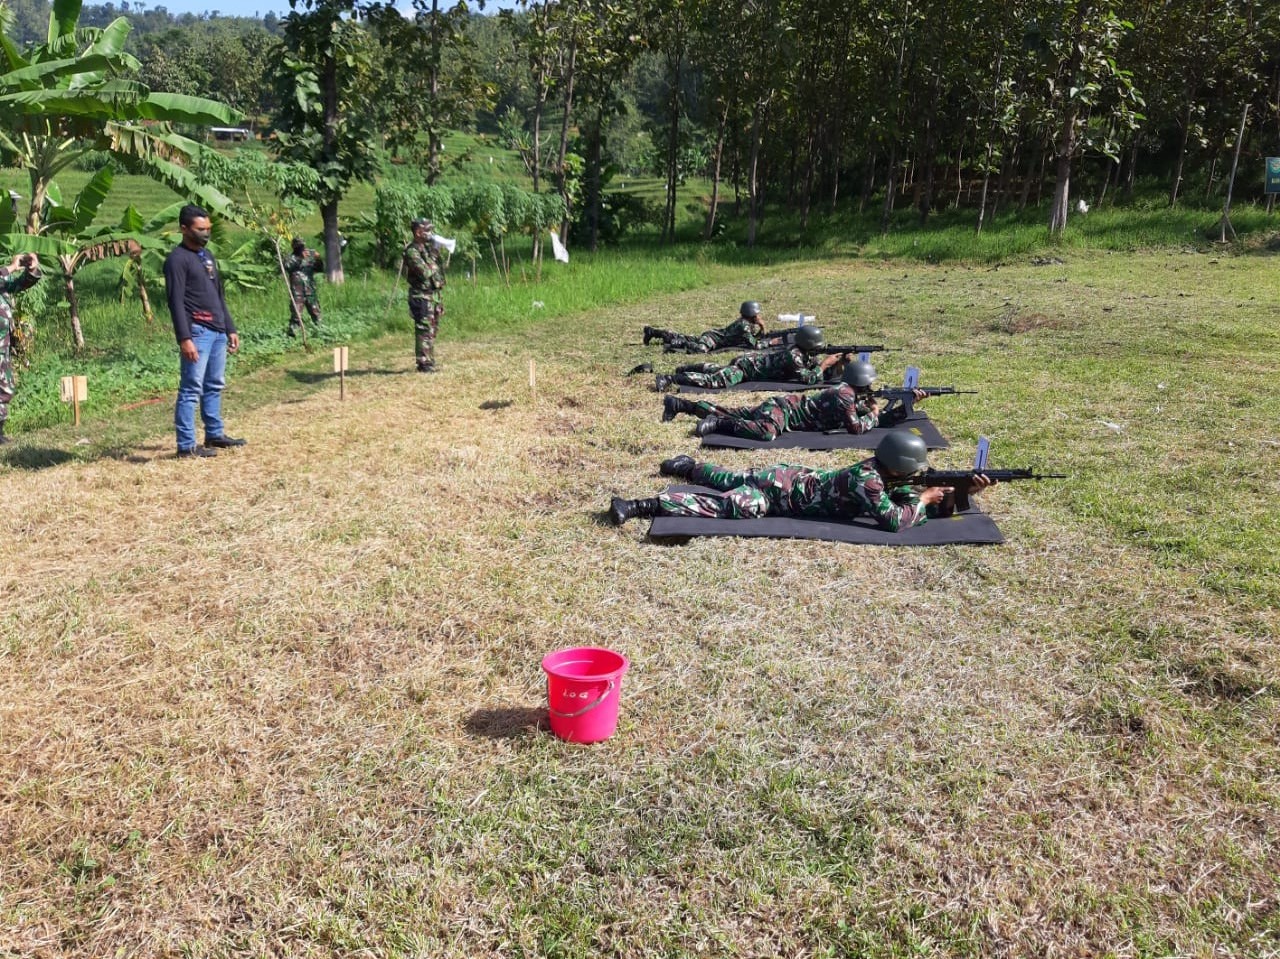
{"left": 548, "top": 679, "right": 616, "bottom": 719}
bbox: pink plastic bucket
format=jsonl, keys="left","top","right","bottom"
{"left": 542, "top": 646, "right": 630, "bottom": 743}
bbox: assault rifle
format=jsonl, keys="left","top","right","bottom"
{"left": 915, "top": 468, "right": 1067, "bottom": 516}
{"left": 875, "top": 386, "right": 978, "bottom": 420}
{"left": 762, "top": 328, "right": 889, "bottom": 353}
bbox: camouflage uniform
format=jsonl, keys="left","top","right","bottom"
{"left": 661, "top": 457, "right": 930, "bottom": 531}
{"left": 403, "top": 241, "right": 446, "bottom": 371}
{"left": 686, "top": 383, "right": 898, "bottom": 440}
{"left": 284, "top": 248, "right": 323, "bottom": 334}
{"left": 655, "top": 317, "right": 767, "bottom": 354}
{"left": 0, "top": 264, "right": 41, "bottom": 431}
{"left": 672, "top": 347, "right": 826, "bottom": 389}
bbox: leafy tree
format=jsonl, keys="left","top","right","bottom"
{"left": 270, "top": 0, "right": 379, "bottom": 284}
{"left": 368, "top": 0, "right": 495, "bottom": 185}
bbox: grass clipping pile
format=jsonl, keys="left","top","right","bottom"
{"left": 2, "top": 256, "right": 1279, "bottom": 958}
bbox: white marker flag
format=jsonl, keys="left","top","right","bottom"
{"left": 432, "top": 235, "right": 457, "bottom": 255}
{"left": 548, "top": 230, "right": 570, "bottom": 263}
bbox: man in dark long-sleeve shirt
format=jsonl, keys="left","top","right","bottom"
{"left": 164, "top": 204, "right": 246, "bottom": 458}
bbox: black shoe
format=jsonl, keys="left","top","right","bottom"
{"left": 627, "top": 362, "right": 654, "bottom": 376}
{"left": 643, "top": 326, "right": 656, "bottom": 346}
{"left": 659, "top": 454, "right": 697, "bottom": 479}
{"left": 695, "top": 415, "right": 722, "bottom": 437}
{"left": 417, "top": 364, "right": 436, "bottom": 373}
{"left": 609, "top": 496, "right": 660, "bottom": 526}
{"left": 654, "top": 374, "right": 674, "bottom": 392}
{"left": 178, "top": 446, "right": 217, "bottom": 459}
{"left": 204, "top": 435, "right": 246, "bottom": 449}
{"left": 286, "top": 326, "right": 297, "bottom": 338}
{"left": 661, "top": 395, "right": 682, "bottom": 423}
{"left": 0, "top": 422, "right": 9, "bottom": 445}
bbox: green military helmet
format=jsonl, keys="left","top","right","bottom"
{"left": 875, "top": 430, "right": 929, "bottom": 477}
{"left": 842, "top": 360, "right": 876, "bottom": 389}
{"left": 793, "top": 325, "right": 825, "bottom": 352}
{"left": 739, "top": 300, "right": 762, "bottom": 318}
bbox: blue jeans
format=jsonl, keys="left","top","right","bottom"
{"left": 175, "top": 324, "right": 227, "bottom": 450}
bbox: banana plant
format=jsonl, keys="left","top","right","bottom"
{"left": 0, "top": 0, "right": 240, "bottom": 237}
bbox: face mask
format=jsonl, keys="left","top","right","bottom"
{"left": 189, "top": 228, "right": 211, "bottom": 247}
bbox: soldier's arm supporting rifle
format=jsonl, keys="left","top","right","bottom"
{"left": 914, "top": 468, "right": 1067, "bottom": 515}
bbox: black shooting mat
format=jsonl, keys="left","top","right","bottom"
{"left": 674, "top": 379, "right": 833, "bottom": 395}
{"left": 647, "top": 485, "right": 1005, "bottom": 546}
{"left": 698, "top": 412, "right": 950, "bottom": 451}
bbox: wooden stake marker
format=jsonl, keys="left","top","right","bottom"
{"left": 333, "top": 346, "right": 349, "bottom": 400}
{"left": 60, "top": 375, "right": 87, "bottom": 426}
{"left": 528, "top": 358, "right": 537, "bottom": 405}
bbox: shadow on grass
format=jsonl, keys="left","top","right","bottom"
{"left": 463, "top": 706, "right": 548, "bottom": 740}
{"left": 479, "top": 399, "right": 513, "bottom": 410}
{"left": 285, "top": 367, "right": 405, "bottom": 385}
{"left": 0, "top": 446, "right": 76, "bottom": 470}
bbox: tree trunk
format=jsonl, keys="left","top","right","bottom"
{"left": 322, "top": 200, "right": 344, "bottom": 284}
{"left": 555, "top": 24, "right": 578, "bottom": 242}
{"left": 321, "top": 50, "right": 345, "bottom": 283}
{"left": 1123, "top": 131, "right": 1140, "bottom": 198}
{"left": 1169, "top": 103, "right": 1192, "bottom": 207}
{"left": 976, "top": 139, "right": 995, "bottom": 234}
{"left": 529, "top": 1, "right": 551, "bottom": 193}
{"left": 1049, "top": 148, "right": 1070, "bottom": 234}
{"left": 880, "top": 143, "right": 899, "bottom": 234}
{"left": 801, "top": 124, "right": 816, "bottom": 230}
{"left": 746, "top": 101, "right": 766, "bottom": 248}
{"left": 1217, "top": 103, "right": 1250, "bottom": 242}
{"left": 136, "top": 257, "right": 154, "bottom": 325}
{"left": 62, "top": 264, "right": 85, "bottom": 351}
{"left": 704, "top": 101, "right": 729, "bottom": 239}
{"left": 859, "top": 153, "right": 876, "bottom": 214}
{"left": 586, "top": 108, "right": 604, "bottom": 252}
{"left": 662, "top": 46, "right": 682, "bottom": 244}
{"left": 424, "top": 0, "right": 443, "bottom": 184}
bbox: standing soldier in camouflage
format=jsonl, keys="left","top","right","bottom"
{"left": 661, "top": 359, "right": 928, "bottom": 438}
{"left": 284, "top": 237, "right": 323, "bottom": 337}
{"left": 643, "top": 300, "right": 770, "bottom": 353}
{"left": 654, "top": 326, "right": 843, "bottom": 391}
{"left": 0, "top": 253, "right": 42, "bottom": 444}
{"left": 608, "top": 432, "right": 993, "bottom": 531}
{"left": 403, "top": 218, "right": 447, "bottom": 373}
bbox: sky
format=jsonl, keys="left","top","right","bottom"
{"left": 140, "top": 0, "right": 521, "bottom": 19}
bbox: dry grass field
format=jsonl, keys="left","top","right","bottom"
{"left": 2, "top": 250, "right": 1278, "bottom": 958}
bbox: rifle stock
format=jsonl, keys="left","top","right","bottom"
{"left": 916, "top": 468, "right": 1068, "bottom": 515}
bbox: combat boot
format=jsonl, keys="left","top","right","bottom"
{"left": 662, "top": 395, "right": 692, "bottom": 422}
{"left": 628, "top": 362, "right": 654, "bottom": 376}
{"left": 694, "top": 415, "right": 723, "bottom": 437}
{"left": 654, "top": 373, "right": 674, "bottom": 392}
{"left": 643, "top": 326, "right": 657, "bottom": 345}
{"left": 609, "top": 496, "right": 661, "bottom": 526}
{"left": 659, "top": 454, "right": 697, "bottom": 479}
{"left": 0, "top": 421, "right": 9, "bottom": 445}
